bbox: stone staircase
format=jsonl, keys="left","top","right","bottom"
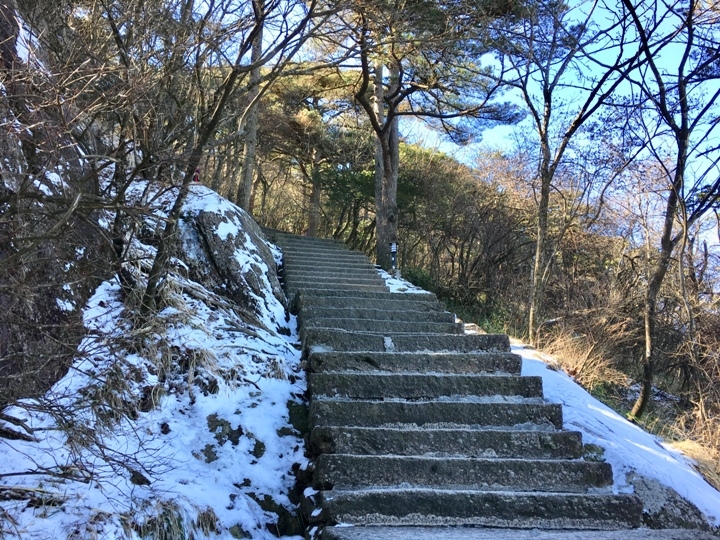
{"left": 263, "top": 230, "right": 712, "bottom": 540}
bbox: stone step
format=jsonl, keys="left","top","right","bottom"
{"left": 308, "top": 352, "right": 522, "bottom": 375}
{"left": 280, "top": 263, "right": 385, "bottom": 280}
{"left": 309, "top": 373, "right": 543, "bottom": 400}
{"left": 302, "top": 318, "right": 464, "bottom": 336}
{"left": 306, "top": 489, "right": 643, "bottom": 529}
{"left": 285, "top": 275, "right": 387, "bottom": 290}
{"left": 288, "top": 283, "right": 390, "bottom": 295}
{"left": 287, "top": 280, "right": 388, "bottom": 294}
{"left": 271, "top": 236, "right": 349, "bottom": 249}
{"left": 261, "top": 227, "right": 337, "bottom": 241}
{"left": 303, "top": 330, "right": 510, "bottom": 355}
{"left": 278, "top": 245, "right": 365, "bottom": 255}
{"left": 297, "top": 289, "right": 437, "bottom": 302}
{"left": 313, "top": 455, "right": 613, "bottom": 493}
{"left": 296, "top": 295, "right": 442, "bottom": 313}
{"left": 308, "top": 426, "right": 583, "bottom": 459}
{"left": 300, "top": 307, "right": 456, "bottom": 324}
{"left": 277, "top": 238, "right": 361, "bottom": 248}
{"left": 274, "top": 234, "right": 346, "bottom": 243}
{"left": 282, "top": 255, "right": 374, "bottom": 267}
{"left": 321, "top": 526, "right": 716, "bottom": 540}
{"left": 284, "top": 268, "right": 381, "bottom": 280}
{"left": 309, "top": 400, "right": 563, "bottom": 430}
{"left": 283, "top": 261, "right": 379, "bottom": 274}
{"left": 277, "top": 241, "right": 350, "bottom": 252}
{"left": 282, "top": 248, "right": 371, "bottom": 260}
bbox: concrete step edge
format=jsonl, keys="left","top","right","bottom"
{"left": 297, "top": 290, "right": 437, "bottom": 300}
{"left": 284, "top": 269, "right": 380, "bottom": 276}
{"left": 298, "top": 296, "right": 442, "bottom": 307}
{"left": 285, "top": 274, "right": 387, "bottom": 283}
{"left": 308, "top": 351, "right": 523, "bottom": 376}
{"left": 290, "top": 285, "right": 390, "bottom": 294}
{"left": 303, "top": 330, "right": 511, "bottom": 354}
{"left": 308, "top": 489, "right": 643, "bottom": 529}
{"left": 300, "top": 308, "right": 455, "bottom": 320}
{"left": 313, "top": 454, "right": 613, "bottom": 491}
{"left": 321, "top": 526, "right": 713, "bottom": 540}
{"left": 309, "top": 400, "right": 564, "bottom": 430}
{"left": 282, "top": 250, "right": 371, "bottom": 259}
{"left": 301, "top": 320, "right": 464, "bottom": 335}
{"left": 309, "top": 373, "right": 544, "bottom": 400}
{"left": 308, "top": 425, "right": 584, "bottom": 459}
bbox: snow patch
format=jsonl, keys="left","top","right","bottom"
{"left": 216, "top": 219, "right": 238, "bottom": 241}
{"left": 55, "top": 298, "right": 75, "bottom": 312}
{"left": 32, "top": 177, "right": 52, "bottom": 196}
{"left": 516, "top": 342, "right": 720, "bottom": 525}
{"left": 0, "top": 186, "right": 306, "bottom": 539}
{"left": 377, "top": 267, "right": 433, "bottom": 294}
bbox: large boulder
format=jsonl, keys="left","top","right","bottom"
{"left": 178, "top": 186, "right": 289, "bottom": 334}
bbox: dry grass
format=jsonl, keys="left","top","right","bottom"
{"left": 668, "top": 439, "right": 720, "bottom": 492}
{"left": 542, "top": 329, "right": 720, "bottom": 493}
{"left": 541, "top": 332, "right": 628, "bottom": 391}
{"left": 666, "top": 403, "right": 720, "bottom": 492}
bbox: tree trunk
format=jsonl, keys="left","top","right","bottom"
{"left": 372, "top": 62, "right": 385, "bottom": 261}
{"left": 141, "top": 149, "right": 204, "bottom": 314}
{"left": 237, "top": 3, "right": 263, "bottom": 213}
{"left": 307, "top": 167, "right": 321, "bottom": 237}
{"left": 629, "top": 180, "right": 680, "bottom": 418}
{"left": 375, "top": 118, "right": 399, "bottom": 270}
{"left": 374, "top": 62, "right": 400, "bottom": 270}
{"left": 528, "top": 160, "right": 551, "bottom": 345}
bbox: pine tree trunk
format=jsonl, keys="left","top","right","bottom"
{"left": 308, "top": 167, "right": 321, "bottom": 237}
{"left": 375, "top": 118, "right": 399, "bottom": 270}
{"left": 374, "top": 62, "right": 400, "bottom": 270}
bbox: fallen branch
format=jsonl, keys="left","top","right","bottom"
{"left": 0, "top": 485, "right": 66, "bottom": 507}
{"left": 0, "top": 412, "right": 35, "bottom": 436}
{"left": 0, "top": 426, "right": 37, "bottom": 442}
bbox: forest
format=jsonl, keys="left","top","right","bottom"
{"left": 1, "top": 0, "right": 720, "bottom": 491}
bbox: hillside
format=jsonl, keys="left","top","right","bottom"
{"left": 0, "top": 183, "right": 307, "bottom": 539}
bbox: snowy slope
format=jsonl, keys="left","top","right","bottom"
{"left": 0, "top": 184, "right": 307, "bottom": 539}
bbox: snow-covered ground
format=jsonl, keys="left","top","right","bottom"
{"left": 0, "top": 185, "right": 307, "bottom": 539}
{"left": 377, "top": 268, "right": 433, "bottom": 294}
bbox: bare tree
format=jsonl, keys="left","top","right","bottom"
{"left": 141, "top": 0, "right": 331, "bottom": 312}
{"left": 617, "top": 0, "right": 720, "bottom": 418}
{"left": 236, "top": 0, "right": 265, "bottom": 212}
{"left": 488, "top": 0, "right": 642, "bottom": 343}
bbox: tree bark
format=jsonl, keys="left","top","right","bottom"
{"left": 373, "top": 61, "right": 400, "bottom": 270}
{"left": 375, "top": 117, "right": 399, "bottom": 269}
{"left": 307, "top": 151, "right": 321, "bottom": 237}
{"left": 629, "top": 169, "right": 682, "bottom": 418}
{"left": 237, "top": 5, "right": 263, "bottom": 213}
{"left": 527, "top": 132, "right": 552, "bottom": 345}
